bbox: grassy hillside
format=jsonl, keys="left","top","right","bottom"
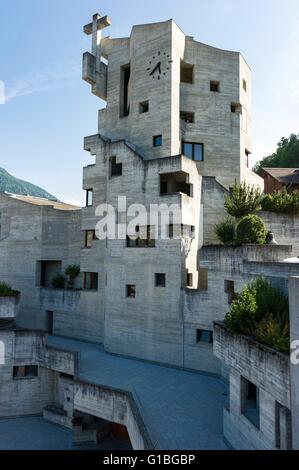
{"left": 0, "top": 167, "right": 57, "bottom": 201}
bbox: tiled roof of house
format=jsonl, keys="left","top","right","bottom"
{"left": 262, "top": 168, "right": 299, "bottom": 185}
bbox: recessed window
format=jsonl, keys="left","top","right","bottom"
{"left": 120, "top": 64, "right": 131, "bottom": 117}
{"left": 13, "top": 365, "right": 38, "bottom": 379}
{"left": 210, "top": 80, "right": 220, "bottom": 92}
{"left": 155, "top": 273, "right": 166, "bottom": 287}
{"left": 110, "top": 156, "right": 122, "bottom": 177}
{"left": 83, "top": 272, "right": 98, "bottom": 290}
{"left": 181, "top": 61, "right": 194, "bottom": 84}
{"left": 153, "top": 135, "right": 163, "bottom": 147}
{"left": 180, "top": 111, "right": 195, "bottom": 123}
{"left": 245, "top": 149, "right": 251, "bottom": 168}
{"left": 182, "top": 141, "right": 204, "bottom": 162}
{"left": 191, "top": 226, "right": 196, "bottom": 238}
{"left": 187, "top": 273, "right": 193, "bottom": 287}
{"left": 160, "top": 172, "right": 193, "bottom": 197}
{"left": 198, "top": 268, "right": 208, "bottom": 291}
{"left": 224, "top": 280, "right": 237, "bottom": 305}
{"left": 139, "top": 101, "right": 149, "bottom": 113}
{"left": 231, "top": 102, "right": 242, "bottom": 114}
{"left": 241, "top": 378, "right": 260, "bottom": 428}
{"left": 243, "top": 79, "right": 247, "bottom": 92}
{"left": 86, "top": 189, "right": 93, "bottom": 207}
{"left": 168, "top": 224, "right": 174, "bottom": 239}
{"left": 85, "top": 230, "right": 96, "bottom": 248}
{"left": 127, "top": 226, "right": 155, "bottom": 248}
{"left": 127, "top": 285, "right": 136, "bottom": 298}
{"left": 196, "top": 329, "right": 213, "bottom": 344}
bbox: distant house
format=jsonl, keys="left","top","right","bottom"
{"left": 261, "top": 168, "right": 299, "bottom": 193}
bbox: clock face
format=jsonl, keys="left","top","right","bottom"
{"left": 146, "top": 51, "right": 172, "bottom": 80}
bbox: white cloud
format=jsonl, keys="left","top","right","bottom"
{"left": 5, "top": 61, "right": 80, "bottom": 102}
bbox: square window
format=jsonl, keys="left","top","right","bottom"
{"left": 155, "top": 273, "right": 166, "bottom": 287}
{"left": 231, "top": 102, "right": 242, "bottom": 114}
{"left": 180, "top": 111, "right": 195, "bottom": 123}
{"left": 181, "top": 62, "right": 194, "bottom": 84}
{"left": 86, "top": 189, "right": 93, "bottom": 207}
{"left": 139, "top": 101, "right": 149, "bottom": 113}
{"left": 153, "top": 135, "right": 163, "bottom": 147}
{"left": 127, "top": 285, "right": 136, "bottom": 298}
{"left": 210, "top": 80, "right": 220, "bottom": 92}
{"left": 182, "top": 142, "right": 204, "bottom": 162}
{"left": 196, "top": 329, "right": 213, "bottom": 344}
{"left": 13, "top": 365, "right": 38, "bottom": 379}
{"left": 83, "top": 272, "right": 98, "bottom": 290}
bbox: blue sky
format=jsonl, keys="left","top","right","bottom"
{"left": 1, "top": 0, "right": 298, "bottom": 205}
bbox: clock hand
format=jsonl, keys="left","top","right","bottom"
{"left": 149, "top": 62, "right": 161, "bottom": 76}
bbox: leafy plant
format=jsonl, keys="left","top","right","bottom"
{"left": 261, "top": 189, "right": 299, "bottom": 215}
{"left": 224, "top": 180, "right": 262, "bottom": 219}
{"left": 224, "top": 277, "right": 289, "bottom": 353}
{"left": 65, "top": 265, "right": 80, "bottom": 290}
{"left": 254, "top": 133, "right": 299, "bottom": 175}
{"left": 236, "top": 215, "right": 267, "bottom": 245}
{"left": 0, "top": 282, "right": 20, "bottom": 297}
{"left": 214, "top": 218, "right": 236, "bottom": 245}
{"left": 51, "top": 273, "right": 66, "bottom": 289}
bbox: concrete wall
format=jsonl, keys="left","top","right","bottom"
{"left": 214, "top": 322, "right": 290, "bottom": 450}
{"left": 261, "top": 211, "right": 299, "bottom": 257}
{"left": 289, "top": 277, "right": 299, "bottom": 450}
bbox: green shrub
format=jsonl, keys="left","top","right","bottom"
{"left": 51, "top": 273, "right": 66, "bottom": 289}
{"left": 224, "top": 288, "right": 258, "bottom": 335}
{"left": 224, "top": 277, "right": 289, "bottom": 353}
{"left": 214, "top": 218, "right": 236, "bottom": 245}
{"left": 261, "top": 189, "right": 299, "bottom": 214}
{"left": 65, "top": 265, "right": 80, "bottom": 290}
{"left": 236, "top": 215, "right": 267, "bottom": 245}
{"left": 0, "top": 282, "right": 20, "bottom": 297}
{"left": 224, "top": 180, "right": 262, "bottom": 219}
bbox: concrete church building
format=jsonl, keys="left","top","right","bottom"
{"left": 0, "top": 13, "right": 298, "bottom": 451}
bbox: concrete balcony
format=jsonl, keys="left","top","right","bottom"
{"left": 0, "top": 295, "right": 20, "bottom": 319}
{"left": 40, "top": 288, "right": 80, "bottom": 313}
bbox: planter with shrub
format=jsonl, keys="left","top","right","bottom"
{"left": 224, "top": 277, "right": 289, "bottom": 353}
{"left": 0, "top": 282, "right": 20, "bottom": 318}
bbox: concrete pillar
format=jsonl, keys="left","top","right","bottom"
{"left": 289, "top": 276, "right": 299, "bottom": 450}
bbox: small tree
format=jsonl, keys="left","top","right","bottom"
{"left": 214, "top": 218, "right": 236, "bottom": 245}
{"left": 51, "top": 273, "right": 66, "bottom": 289}
{"left": 65, "top": 265, "right": 80, "bottom": 290}
{"left": 236, "top": 215, "right": 267, "bottom": 245}
{"left": 224, "top": 180, "right": 262, "bottom": 219}
{"left": 0, "top": 282, "right": 20, "bottom": 297}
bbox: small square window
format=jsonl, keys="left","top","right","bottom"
{"left": 86, "top": 189, "right": 93, "bottom": 207}
{"left": 210, "top": 80, "right": 220, "bottom": 92}
{"left": 180, "top": 111, "right": 195, "bottom": 123}
{"left": 196, "top": 330, "right": 213, "bottom": 344}
{"left": 231, "top": 102, "right": 242, "bottom": 114}
{"left": 127, "top": 285, "right": 136, "bottom": 298}
{"left": 181, "top": 62, "right": 194, "bottom": 84}
{"left": 139, "top": 101, "right": 149, "bottom": 113}
{"left": 155, "top": 273, "right": 166, "bottom": 287}
{"left": 153, "top": 135, "right": 163, "bottom": 147}
{"left": 243, "top": 79, "right": 247, "bottom": 92}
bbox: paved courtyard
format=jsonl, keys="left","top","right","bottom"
{"left": 48, "top": 336, "right": 229, "bottom": 450}
{"left": 0, "top": 416, "right": 72, "bottom": 450}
